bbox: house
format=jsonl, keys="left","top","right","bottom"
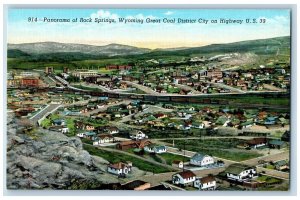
{"left": 49, "top": 125, "right": 69, "bottom": 134}
{"left": 224, "top": 163, "right": 257, "bottom": 182}
{"left": 130, "top": 130, "right": 148, "bottom": 140}
{"left": 281, "top": 131, "right": 290, "bottom": 142}
{"left": 172, "top": 170, "right": 196, "bottom": 186}
{"left": 93, "top": 134, "right": 114, "bottom": 145}
{"left": 192, "top": 122, "right": 205, "bottom": 129}
{"left": 107, "top": 127, "right": 119, "bottom": 135}
{"left": 274, "top": 160, "right": 289, "bottom": 171}
{"left": 75, "top": 121, "right": 95, "bottom": 131}
{"left": 172, "top": 160, "right": 184, "bottom": 169}
{"left": 122, "top": 180, "right": 151, "bottom": 190}
{"left": 268, "top": 139, "right": 286, "bottom": 149}
{"left": 107, "top": 162, "right": 132, "bottom": 176}
{"left": 194, "top": 175, "right": 216, "bottom": 190}
{"left": 144, "top": 145, "right": 167, "bottom": 154}
{"left": 52, "top": 119, "right": 65, "bottom": 126}
{"left": 190, "top": 153, "right": 214, "bottom": 167}
{"left": 78, "top": 131, "right": 96, "bottom": 140}
{"left": 117, "top": 140, "right": 152, "bottom": 150}
{"left": 246, "top": 138, "right": 267, "bottom": 149}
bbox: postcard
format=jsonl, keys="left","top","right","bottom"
{"left": 6, "top": 7, "right": 291, "bottom": 191}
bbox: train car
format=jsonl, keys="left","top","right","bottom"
{"left": 170, "top": 96, "right": 187, "bottom": 102}
{"left": 218, "top": 100, "right": 229, "bottom": 105}
{"left": 156, "top": 96, "right": 171, "bottom": 102}
{"left": 107, "top": 93, "right": 119, "bottom": 98}
{"left": 188, "top": 98, "right": 204, "bottom": 103}
{"left": 144, "top": 95, "right": 157, "bottom": 102}
{"left": 119, "top": 93, "right": 130, "bottom": 99}
{"left": 203, "top": 99, "right": 211, "bottom": 104}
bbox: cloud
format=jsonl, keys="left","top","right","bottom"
{"left": 164, "top": 11, "right": 174, "bottom": 16}
{"left": 90, "top": 10, "right": 119, "bottom": 19}
{"left": 126, "top": 13, "right": 157, "bottom": 20}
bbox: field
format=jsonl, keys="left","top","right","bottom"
{"left": 83, "top": 144, "right": 172, "bottom": 173}
{"left": 164, "top": 139, "right": 263, "bottom": 161}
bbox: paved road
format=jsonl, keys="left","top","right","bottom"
{"left": 30, "top": 103, "right": 62, "bottom": 125}
{"left": 209, "top": 82, "right": 246, "bottom": 94}
{"left": 121, "top": 81, "right": 160, "bottom": 95}
{"left": 139, "top": 164, "right": 226, "bottom": 187}
{"left": 82, "top": 100, "right": 131, "bottom": 117}
{"left": 241, "top": 150, "right": 289, "bottom": 166}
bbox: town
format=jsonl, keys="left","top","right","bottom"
{"left": 7, "top": 45, "right": 290, "bottom": 191}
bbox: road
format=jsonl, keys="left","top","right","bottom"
{"left": 82, "top": 100, "right": 131, "bottom": 117}
{"left": 30, "top": 103, "right": 62, "bottom": 125}
{"left": 209, "top": 82, "right": 246, "bottom": 94}
{"left": 121, "top": 81, "right": 160, "bottom": 95}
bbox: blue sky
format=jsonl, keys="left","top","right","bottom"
{"left": 7, "top": 9, "right": 290, "bottom": 49}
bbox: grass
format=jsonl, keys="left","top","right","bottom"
{"left": 159, "top": 153, "right": 190, "bottom": 165}
{"left": 83, "top": 144, "right": 172, "bottom": 173}
{"left": 164, "top": 139, "right": 263, "bottom": 162}
{"left": 256, "top": 175, "right": 282, "bottom": 184}
{"left": 71, "top": 84, "right": 103, "bottom": 91}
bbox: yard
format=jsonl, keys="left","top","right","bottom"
{"left": 163, "top": 139, "right": 263, "bottom": 162}
{"left": 83, "top": 144, "right": 172, "bottom": 174}
{"left": 159, "top": 153, "right": 190, "bottom": 165}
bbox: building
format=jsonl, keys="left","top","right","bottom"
{"left": 268, "top": 140, "right": 286, "bottom": 149}
{"left": 130, "top": 130, "right": 148, "bottom": 140}
{"left": 116, "top": 140, "right": 152, "bottom": 150}
{"left": 63, "top": 67, "right": 69, "bottom": 73}
{"left": 246, "top": 138, "right": 267, "bottom": 149}
{"left": 172, "top": 160, "right": 184, "bottom": 169}
{"left": 190, "top": 153, "right": 214, "bottom": 167}
{"left": 93, "top": 134, "right": 114, "bottom": 145}
{"left": 194, "top": 175, "right": 216, "bottom": 190}
{"left": 52, "top": 119, "right": 65, "bottom": 126}
{"left": 107, "top": 127, "right": 119, "bottom": 134}
{"left": 107, "top": 162, "right": 132, "bottom": 176}
{"left": 144, "top": 145, "right": 167, "bottom": 154}
{"left": 45, "top": 67, "right": 54, "bottom": 74}
{"left": 224, "top": 163, "right": 257, "bottom": 182}
{"left": 72, "top": 70, "right": 98, "bottom": 80}
{"left": 274, "top": 160, "right": 289, "bottom": 171}
{"left": 106, "top": 65, "right": 132, "bottom": 71}
{"left": 172, "top": 170, "right": 196, "bottom": 186}
{"left": 20, "top": 77, "right": 39, "bottom": 87}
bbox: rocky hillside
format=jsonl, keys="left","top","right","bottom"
{"left": 8, "top": 42, "right": 150, "bottom": 56}
{"left": 6, "top": 113, "right": 120, "bottom": 189}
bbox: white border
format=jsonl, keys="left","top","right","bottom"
{"left": 1, "top": 0, "right": 299, "bottom": 199}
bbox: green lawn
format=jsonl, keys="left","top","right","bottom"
{"left": 163, "top": 139, "right": 263, "bottom": 162}
{"left": 159, "top": 153, "right": 190, "bottom": 165}
{"left": 83, "top": 144, "right": 172, "bottom": 173}
{"left": 256, "top": 175, "right": 282, "bottom": 184}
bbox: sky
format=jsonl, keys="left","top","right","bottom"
{"left": 7, "top": 9, "right": 290, "bottom": 49}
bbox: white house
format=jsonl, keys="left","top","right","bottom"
{"left": 194, "top": 175, "right": 216, "bottom": 190}
{"left": 144, "top": 145, "right": 167, "bottom": 154}
{"left": 190, "top": 153, "right": 214, "bottom": 167}
{"left": 93, "top": 134, "right": 114, "bottom": 145}
{"left": 77, "top": 132, "right": 85, "bottom": 138}
{"left": 224, "top": 163, "right": 257, "bottom": 181}
{"left": 172, "top": 170, "right": 196, "bottom": 186}
{"left": 107, "top": 127, "right": 119, "bottom": 135}
{"left": 172, "top": 160, "right": 184, "bottom": 169}
{"left": 130, "top": 130, "right": 148, "bottom": 140}
{"left": 107, "top": 162, "right": 132, "bottom": 176}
